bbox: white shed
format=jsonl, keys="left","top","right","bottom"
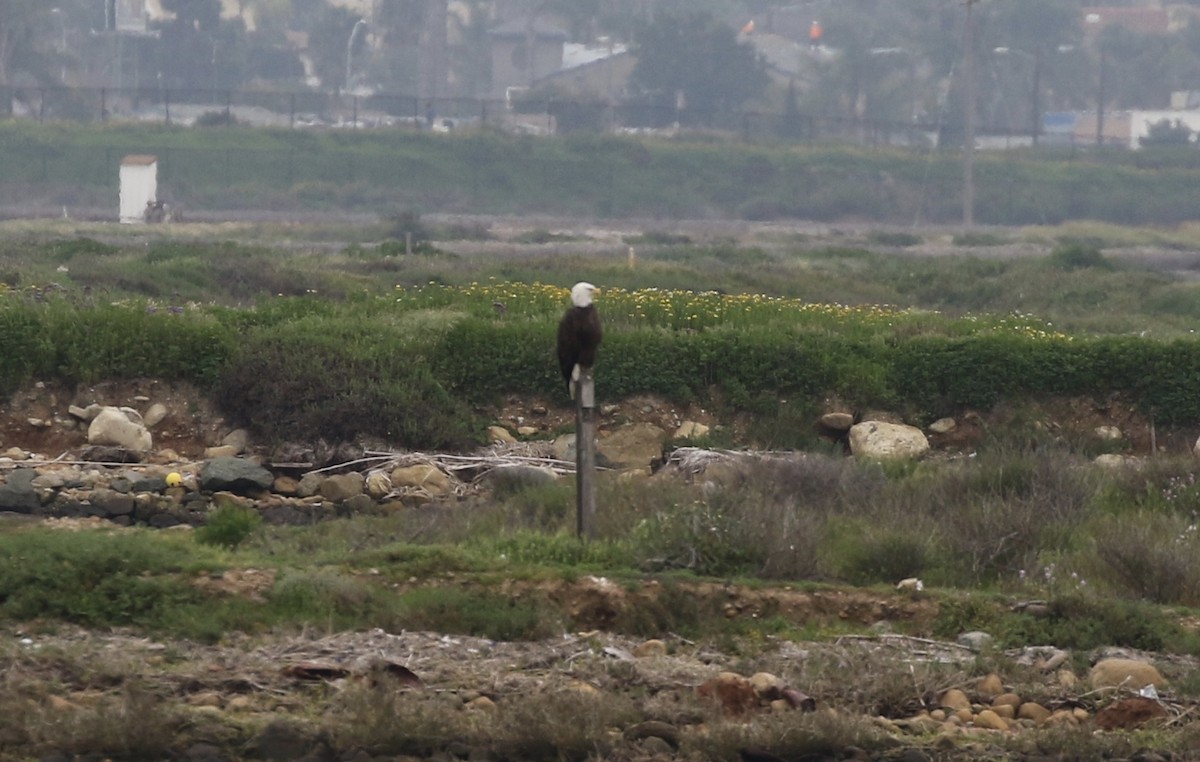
{"left": 119, "top": 154, "right": 158, "bottom": 223}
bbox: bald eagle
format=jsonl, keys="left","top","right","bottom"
{"left": 557, "top": 282, "right": 602, "bottom": 399}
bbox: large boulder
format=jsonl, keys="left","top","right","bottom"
{"left": 1089, "top": 658, "right": 1166, "bottom": 691}
{"left": 0, "top": 469, "right": 39, "bottom": 512}
{"left": 599, "top": 422, "right": 668, "bottom": 469}
{"left": 849, "top": 420, "right": 929, "bottom": 460}
{"left": 87, "top": 406, "right": 152, "bottom": 453}
{"left": 198, "top": 457, "right": 274, "bottom": 495}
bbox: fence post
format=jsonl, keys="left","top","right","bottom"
{"left": 575, "top": 368, "right": 597, "bottom": 541}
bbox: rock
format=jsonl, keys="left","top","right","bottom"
{"left": 633, "top": 639, "right": 667, "bottom": 658}
{"left": 1018, "top": 702, "right": 1052, "bottom": 725}
{"left": 198, "top": 457, "right": 273, "bottom": 495}
{"left": 1095, "top": 425, "right": 1122, "bottom": 441}
{"left": 938, "top": 688, "right": 971, "bottom": 712}
{"left": 517, "top": 426, "right": 538, "bottom": 437}
{"left": 487, "top": 425, "right": 517, "bottom": 444}
{"left": 553, "top": 433, "right": 576, "bottom": 461}
{"left": 1057, "top": 669, "right": 1078, "bottom": 690}
{"left": 1089, "top": 658, "right": 1166, "bottom": 691}
{"left": 973, "top": 709, "right": 1008, "bottom": 731}
{"left": 296, "top": 473, "right": 323, "bottom": 498}
{"left": 273, "top": 475, "right": 299, "bottom": 496}
{"left": 342, "top": 494, "right": 375, "bottom": 513}
{"left": 928, "top": 417, "right": 957, "bottom": 434}
{"left": 748, "top": 672, "right": 782, "bottom": 698}
{"left": 598, "top": 422, "right": 668, "bottom": 468}
{"left": 956, "top": 631, "right": 994, "bottom": 651}
{"left": 364, "top": 470, "right": 392, "bottom": 499}
{"left": 3, "top": 447, "right": 26, "bottom": 461}
{"left": 623, "top": 720, "right": 680, "bottom": 748}
{"left": 79, "top": 445, "right": 143, "bottom": 463}
{"left": 87, "top": 406, "right": 152, "bottom": 453}
{"left": 203, "top": 445, "right": 239, "bottom": 459}
{"left": 1094, "top": 453, "right": 1141, "bottom": 469}
{"left": 1095, "top": 696, "right": 1168, "bottom": 730}
{"left": 143, "top": 402, "right": 169, "bottom": 428}
{"left": 89, "top": 488, "right": 135, "bottom": 516}
{"left": 0, "top": 469, "right": 39, "bottom": 512}
{"left": 848, "top": 420, "right": 929, "bottom": 460}
{"left": 673, "top": 421, "right": 710, "bottom": 440}
{"left": 991, "top": 692, "right": 1021, "bottom": 711}
{"left": 975, "top": 673, "right": 1004, "bottom": 696}
{"left": 221, "top": 428, "right": 251, "bottom": 453}
{"left": 318, "top": 473, "right": 365, "bottom": 502}
{"left": 390, "top": 464, "right": 452, "bottom": 495}
{"left": 818, "top": 411, "right": 856, "bottom": 433}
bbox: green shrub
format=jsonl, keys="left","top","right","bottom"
{"left": 866, "top": 231, "right": 922, "bottom": 247}
{"left": 1045, "top": 243, "right": 1114, "bottom": 271}
{"left": 826, "top": 518, "right": 932, "bottom": 585}
{"left": 195, "top": 503, "right": 263, "bottom": 549}
{"left": 999, "top": 594, "right": 1189, "bottom": 652}
{"left": 0, "top": 529, "right": 206, "bottom": 629}
{"left": 218, "top": 318, "right": 480, "bottom": 448}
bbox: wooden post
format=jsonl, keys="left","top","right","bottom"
{"left": 575, "top": 367, "right": 597, "bottom": 540}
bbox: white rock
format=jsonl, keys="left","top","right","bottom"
{"left": 928, "top": 417, "right": 957, "bottom": 434}
{"left": 849, "top": 420, "right": 929, "bottom": 460}
{"left": 87, "top": 406, "right": 152, "bottom": 452}
{"left": 143, "top": 402, "right": 169, "bottom": 428}
{"left": 1094, "top": 425, "right": 1122, "bottom": 441}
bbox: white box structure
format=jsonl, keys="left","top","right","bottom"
{"left": 119, "top": 154, "right": 157, "bottom": 223}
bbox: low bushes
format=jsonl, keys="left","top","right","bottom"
{"left": 5, "top": 286, "right": 1200, "bottom": 448}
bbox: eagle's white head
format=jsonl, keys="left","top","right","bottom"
{"left": 571, "top": 282, "right": 598, "bottom": 308}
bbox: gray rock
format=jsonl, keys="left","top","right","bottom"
{"left": 89, "top": 488, "right": 135, "bottom": 516}
{"left": 198, "top": 457, "right": 273, "bottom": 495}
{"left": 0, "top": 469, "right": 39, "bottom": 512}
{"left": 79, "top": 445, "right": 143, "bottom": 463}
{"left": 957, "top": 631, "right": 995, "bottom": 651}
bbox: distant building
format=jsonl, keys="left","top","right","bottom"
{"left": 489, "top": 16, "right": 569, "bottom": 98}
{"left": 534, "top": 41, "right": 635, "bottom": 103}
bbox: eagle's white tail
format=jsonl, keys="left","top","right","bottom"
{"left": 569, "top": 364, "right": 581, "bottom": 400}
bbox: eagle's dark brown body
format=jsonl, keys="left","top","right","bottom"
{"left": 556, "top": 283, "right": 602, "bottom": 397}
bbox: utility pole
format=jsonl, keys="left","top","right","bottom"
{"left": 962, "top": 0, "right": 978, "bottom": 228}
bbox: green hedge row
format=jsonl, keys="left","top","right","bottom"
{"left": 2, "top": 301, "right": 1198, "bottom": 447}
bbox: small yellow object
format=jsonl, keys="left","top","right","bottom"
{"left": 165, "top": 472, "right": 183, "bottom": 487}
